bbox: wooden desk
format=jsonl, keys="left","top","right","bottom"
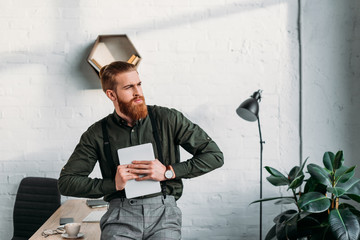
{"left": 30, "top": 199, "right": 107, "bottom": 240}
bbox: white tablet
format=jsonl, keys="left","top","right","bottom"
{"left": 117, "top": 143, "right": 161, "bottom": 199}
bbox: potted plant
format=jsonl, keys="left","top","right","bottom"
{"left": 251, "top": 150, "right": 360, "bottom": 240}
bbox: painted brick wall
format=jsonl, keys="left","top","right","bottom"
{"left": 2, "top": 0, "right": 358, "bottom": 239}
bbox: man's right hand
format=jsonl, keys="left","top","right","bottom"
{"left": 115, "top": 164, "right": 139, "bottom": 191}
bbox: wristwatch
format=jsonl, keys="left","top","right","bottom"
{"left": 164, "top": 166, "right": 174, "bottom": 180}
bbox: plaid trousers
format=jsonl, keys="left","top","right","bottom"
{"left": 100, "top": 195, "right": 182, "bottom": 240}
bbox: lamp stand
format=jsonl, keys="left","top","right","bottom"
{"left": 257, "top": 116, "right": 264, "bottom": 240}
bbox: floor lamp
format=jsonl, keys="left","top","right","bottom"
{"left": 236, "top": 90, "right": 264, "bottom": 240}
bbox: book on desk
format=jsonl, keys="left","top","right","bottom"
{"left": 86, "top": 199, "right": 108, "bottom": 208}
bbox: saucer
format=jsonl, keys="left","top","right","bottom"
{"left": 61, "top": 232, "right": 84, "bottom": 239}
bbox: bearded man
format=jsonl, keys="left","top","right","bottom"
{"left": 58, "top": 61, "right": 224, "bottom": 240}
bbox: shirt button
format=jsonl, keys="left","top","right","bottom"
{"left": 131, "top": 129, "right": 135, "bottom": 133}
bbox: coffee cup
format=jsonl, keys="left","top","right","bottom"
{"left": 64, "top": 222, "right": 81, "bottom": 237}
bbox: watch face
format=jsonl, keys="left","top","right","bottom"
{"left": 165, "top": 170, "right": 173, "bottom": 179}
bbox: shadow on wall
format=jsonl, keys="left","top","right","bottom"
{"left": 302, "top": 0, "right": 360, "bottom": 175}
{"left": 73, "top": 43, "right": 101, "bottom": 90}
{"left": 346, "top": 2, "right": 360, "bottom": 178}
{"left": 347, "top": 1, "right": 360, "bottom": 145}
{"left": 327, "top": 1, "right": 360, "bottom": 170}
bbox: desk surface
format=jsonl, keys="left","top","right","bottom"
{"left": 30, "top": 199, "right": 107, "bottom": 240}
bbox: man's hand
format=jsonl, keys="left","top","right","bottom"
{"left": 115, "top": 164, "right": 139, "bottom": 191}
{"left": 128, "top": 159, "right": 167, "bottom": 181}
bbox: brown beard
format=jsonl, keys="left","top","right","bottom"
{"left": 117, "top": 95, "right": 148, "bottom": 121}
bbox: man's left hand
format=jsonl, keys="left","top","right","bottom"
{"left": 127, "top": 159, "right": 167, "bottom": 181}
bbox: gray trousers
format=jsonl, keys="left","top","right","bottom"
{"left": 100, "top": 195, "right": 182, "bottom": 240}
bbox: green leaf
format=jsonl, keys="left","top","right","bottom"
{"left": 284, "top": 214, "right": 299, "bottom": 239}
{"left": 335, "top": 165, "right": 347, "bottom": 176}
{"left": 288, "top": 166, "right": 300, "bottom": 182}
{"left": 298, "top": 211, "right": 314, "bottom": 221}
{"left": 336, "top": 166, "right": 356, "bottom": 184}
{"left": 288, "top": 158, "right": 309, "bottom": 182}
{"left": 347, "top": 194, "right": 360, "bottom": 203}
{"left": 265, "top": 166, "right": 287, "bottom": 179}
{"left": 273, "top": 209, "right": 298, "bottom": 224}
{"left": 339, "top": 177, "right": 360, "bottom": 192}
{"left": 298, "top": 192, "right": 330, "bottom": 213}
{"left": 299, "top": 157, "right": 309, "bottom": 173}
{"left": 327, "top": 187, "right": 346, "bottom": 197}
{"left": 307, "top": 163, "right": 332, "bottom": 186}
{"left": 250, "top": 196, "right": 294, "bottom": 205}
{"left": 267, "top": 176, "right": 289, "bottom": 186}
{"left": 334, "top": 150, "right": 344, "bottom": 170}
{"left": 265, "top": 225, "right": 277, "bottom": 240}
{"left": 274, "top": 198, "right": 296, "bottom": 205}
{"left": 304, "top": 177, "right": 327, "bottom": 194}
{"left": 288, "top": 174, "right": 305, "bottom": 190}
{"left": 329, "top": 208, "right": 360, "bottom": 240}
{"left": 339, "top": 203, "right": 360, "bottom": 218}
{"left": 273, "top": 210, "right": 298, "bottom": 240}
{"left": 343, "top": 178, "right": 360, "bottom": 203}
{"left": 323, "top": 151, "right": 335, "bottom": 171}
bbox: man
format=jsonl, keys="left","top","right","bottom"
{"left": 58, "top": 61, "right": 224, "bottom": 239}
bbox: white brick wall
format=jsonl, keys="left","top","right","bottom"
{"left": 1, "top": 0, "right": 359, "bottom": 239}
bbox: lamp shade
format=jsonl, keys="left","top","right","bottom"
{"left": 236, "top": 90, "right": 262, "bottom": 122}
{"left": 236, "top": 98, "right": 259, "bottom": 122}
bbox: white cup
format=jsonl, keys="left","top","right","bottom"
{"left": 64, "top": 223, "right": 81, "bottom": 237}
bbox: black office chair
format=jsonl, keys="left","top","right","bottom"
{"left": 12, "top": 177, "right": 61, "bottom": 240}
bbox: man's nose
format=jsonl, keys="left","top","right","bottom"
{"left": 133, "top": 86, "right": 141, "bottom": 96}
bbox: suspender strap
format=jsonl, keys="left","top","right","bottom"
{"left": 101, "top": 118, "right": 126, "bottom": 198}
{"left": 101, "top": 118, "right": 117, "bottom": 178}
{"left": 147, "top": 107, "right": 164, "bottom": 164}
{"left": 147, "top": 106, "right": 168, "bottom": 198}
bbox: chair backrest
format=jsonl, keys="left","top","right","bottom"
{"left": 12, "top": 177, "right": 60, "bottom": 239}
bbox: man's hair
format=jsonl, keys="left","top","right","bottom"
{"left": 99, "top": 61, "right": 137, "bottom": 92}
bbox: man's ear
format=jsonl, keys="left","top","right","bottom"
{"left": 106, "top": 90, "right": 117, "bottom": 102}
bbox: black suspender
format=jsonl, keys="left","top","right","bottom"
{"left": 147, "top": 106, "right": 167, "bottom": 198}
{"left": 101, "top": 118, "right": 117, "bottom": 178}
{"left": 101, "top": 118, "right": 126, "bottom": 198}
{"left": 101, "top": 106, "right": 167, "bottom": 198}
{"left": 147, "top": 107, "right": 164, "bottom": 164}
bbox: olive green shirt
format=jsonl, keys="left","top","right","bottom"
{"left": 58, "top": 105, "right": 224, "bottom": 201}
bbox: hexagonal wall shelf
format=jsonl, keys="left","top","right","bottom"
{"left": 87, "top": 34, "right": 141, "bottom": 77}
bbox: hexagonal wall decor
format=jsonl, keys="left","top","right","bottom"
{"left": 87, "top": 34, "right": 141, "bottom": 76}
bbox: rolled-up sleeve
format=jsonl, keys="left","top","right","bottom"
{"left": 58, "top": 126, "right": 116, "bottom": 198}
{"left": 169, "top": 109, "right": 224, "bottom": 179}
